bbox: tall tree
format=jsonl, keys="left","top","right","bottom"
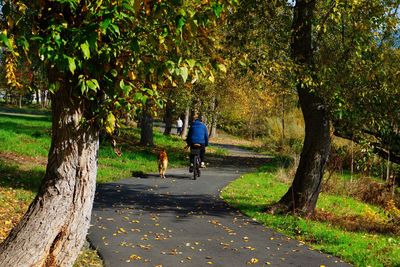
{"left": 264, "top": 0, "right": 330, "bottom": 216}
{"left": 228, "top": 0, "right": 399, "bottom": 216}
{"left": 0, "top": 0, "right": 231, "bottom": 264}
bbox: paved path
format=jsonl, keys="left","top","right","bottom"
{"left": 88, "top": 147, "right": 350, "bottom": 267}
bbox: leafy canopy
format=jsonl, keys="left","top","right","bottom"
{"left": 1, "top": 0, "right": 236, "bottom": 132}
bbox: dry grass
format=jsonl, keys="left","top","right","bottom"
{"left": 0, "top": 157, "right": 103, "bottom": 266}
{"left": 313, "top": 207, "right": 400, "bottom": 235}
{"left": 211, "top": 131, "right": 263, "bottom": 148}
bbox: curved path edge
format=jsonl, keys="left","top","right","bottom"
{"left": 88, "top": 146, "right": 350, "bottom": 267}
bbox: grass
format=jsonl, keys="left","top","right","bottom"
{"left": 0, "top": 112, "right": 212, "bottom": 266}
{"left": 221, "top": 158, "right": 400, "bottom": 267}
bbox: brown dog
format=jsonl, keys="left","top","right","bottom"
{"left": 157, "top": 150, "right": 168, "bottom": 179}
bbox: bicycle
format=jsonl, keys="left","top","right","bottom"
{"left": 189, "top": 144, "right": 202, "bottom": 180}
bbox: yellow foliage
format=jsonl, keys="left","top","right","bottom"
{"left": 385, "top": 199, "right": 400, "bottom": 224}
{"left": 105, "top": 113, "right": 116, "bottom": 135}
{"left": 5, "top": 55, "right": 22, "bottom": 89}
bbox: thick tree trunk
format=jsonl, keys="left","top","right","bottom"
{"left": 266, "top": 0, "right": 330, "bottom": 217}
{"left": 140, "top": 100, "right": 154, "bottom": 146}
{"left": 163, "top": 99, "right": 173, "bottom": 136}
{"left": 0, "top": 86, "right": 99, "bottom": 266}
{"left": 181, "top": 107, "right": 190, "bottom": 138}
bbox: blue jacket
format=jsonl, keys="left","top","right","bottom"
{"left": 187, "top": 119, "right": 209, "bottom": 146}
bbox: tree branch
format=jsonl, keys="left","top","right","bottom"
{"left": 334, "top": 129, "right": 400, "bottom": 164}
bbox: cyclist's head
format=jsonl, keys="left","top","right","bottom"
{"left": 193, "top": 112, "right": 200, "bottom": 121}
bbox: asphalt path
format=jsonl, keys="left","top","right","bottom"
{"left": 88, "top": 147, "right": 350, "bottom": 267}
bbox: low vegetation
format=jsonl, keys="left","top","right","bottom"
{"left": 0, "top": 112, "right": 225, "bottom": 266}
{"left": 221, "top": 157, "right": 400, "bottom": 267}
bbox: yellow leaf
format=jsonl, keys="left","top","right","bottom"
{"left": 105, "top": 113, "right": 116, "bottom": 135}
{"left": 128, "top": 71, "right": 136, "bottom": 80}
{"left": 208, "top": 73, "right": 215, "bottom": 83}
{"left": 247, "top": 258, "right": 259, "bottom": 264}
{"left": 129, "top": 254, "right": 142, "bottom": 260}
{"left": 217, "top": 63, "right": 227, "bottom": 73}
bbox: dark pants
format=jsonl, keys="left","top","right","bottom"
{"left": 190, "top": 144, "right": 205, "bottom": 163}
{"left": 177, "top": 127, "right": 182, "bottom": 135}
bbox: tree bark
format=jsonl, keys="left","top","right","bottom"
{"left": 281, "top": 94, "right": 285, "bottom": 148}
{"left": 0, "top": 84, "right": 99, "bottom": 266}
{"left": 209, "top": 96, "right": 218, "bottom": 138}
{"left": 140, "top": 100, "right": 154, "bottom": 146}
{"left": 163, "top": 99, "right": 173, "bottom": 136}
{"left": 266, "top": 0, "right": 331, "bottom": 217}
{"left": 181, "top": 107, "right": 190, "bottom": 138}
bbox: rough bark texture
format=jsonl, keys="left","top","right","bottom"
{"left": 140, "top": 100, "right": 154, "bottom": 146}
{"left": 267, "top": 0, "right": 331, "bottom": 217}
{"left": 0, "top": 86, "right": 99, "bottom": 266}
{"left": 163, "top": 99, "right": 173, "bottom": 136}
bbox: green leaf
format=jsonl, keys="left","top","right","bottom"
{"left": 119, "top": 80, "right": 132, "bottom": 94}
{"left": 86, "top": 79, "right": 99, "bottom": 91}
{"left": 110, "top": 69, "right": 118, "bottom": 77}
{"left": 176, "top": 16, "right": 186, "bottom": 32}
{"left": 80, "top": 41, "right": 90, "bottom": 60}
{"left": 48, "top": 82, "right": 60, "bottom": 93}
{"left": 67, "top": 57, "right": 76, "bottom": 74}
{"left": 212, "top": 3, "right": 223, "bottom": 18}
{"left": 186, "top": 59, "right": 196, "bottom": 69}
{"left": 0, "top": 33, "right": 12, "bottom": 50}
{"left": 165, "top": 61, "right": 175, "bottom": 74}
{"left": 110, "top": 24, "right": 120, "bottom": 35}
{"left": 180, "top": 66, "right": 188, "bottom": 82}
{"left": 100, "top": 18, "right": 112, "bottom": 33}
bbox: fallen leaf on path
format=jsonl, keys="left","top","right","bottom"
{"left": 247, "top": 258, "right": 259, "bottom": 264}
{"left": 129, "top": 254, "right": 142, "bottom": 260}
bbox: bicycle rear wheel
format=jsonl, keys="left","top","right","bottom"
{"left": 193, "top": 155, "right": 198, "bottom": 180}
{"left": 193, "top": 155, "right": 197, "bottom": 180}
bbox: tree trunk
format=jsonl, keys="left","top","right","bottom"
{"left": 163, "top": 99, "right": 173, "bottom": 136}
{"left": 209, "top": 115, "right": 217, "bottom": 138}
{"left": 209, "top": 96, "right": 218, "bottom": 138}
{"left": 0, "top": 85, "right": 99, "bottom": 266}
{"left": 281, "top": 94, "right": 285, "bottom": 148}
{"left": 140, "top": 100, "right": 154, "bottom": 146}
{"left": 266, "top": 0, "right": 330, "bottom": 217}
{"left": 36, "top": 90, "right": 40, "bottom": 105}
{"left": 181, "top": 107, "right": 190, "bottom": 138}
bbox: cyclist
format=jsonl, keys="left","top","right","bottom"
{"left": 186, "top": 114, "right": 209, "bottom": 170}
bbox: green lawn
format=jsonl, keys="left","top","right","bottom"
{"left": 221, "top": 158, "right": 400, "bottom": 267}
{"left": 0, "top": 112, "right": 193, "bottom": 187}
{"left": 0, "top": 112, "right": 197, "bottom": 266}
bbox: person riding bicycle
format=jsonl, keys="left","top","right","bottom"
{"left": 186, "top": 114, "right": 209, "bottom": 170}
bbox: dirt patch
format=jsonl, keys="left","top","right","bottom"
{"left": 0, "top": 152, "right": 47, "bottom": 167}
